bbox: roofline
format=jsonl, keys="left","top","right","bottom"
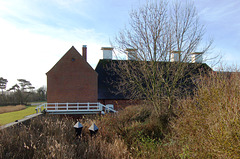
{"left": 46, "top": 46, "right": 97, "bottom": 76}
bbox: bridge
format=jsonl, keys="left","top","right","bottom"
{"left": 35, "top": 102, "right": 117, "bottom": 115}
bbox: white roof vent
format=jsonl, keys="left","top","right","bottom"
{"left": 191, "top": 52, "right": 203, "bottom": 63}
{"left": 101, "top": 47, "right": 113, "bottom": 60}
{"left": 126, "top": 48, "right": 137, "bottom": 60}
{"left": 170, "top": 51, "right": 181, "bottom": 62}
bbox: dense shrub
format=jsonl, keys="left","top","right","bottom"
{"left": 98, "top": 104, "right": 172, "bottom": 158}
{"left": 171, "top": 72, "right": 240, "bottom": 158}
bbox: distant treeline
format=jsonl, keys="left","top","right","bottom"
{"left": 0, "top": 77, "right": 46, "bottom": 106}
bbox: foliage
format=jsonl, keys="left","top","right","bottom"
{"left": 170, "top": 71, "right": 240, "bottom": 158}
{"left": 112, "top": 0, "right": 213, "bottom": 117}
{"left": 1, "top": 71, "right": 240, "bottom": 158}
{"left": 0, "top": 115, "right": 131, "bottom": 159}
{"left": 7, "top": 79, "right": 35, "bottom": 105}
{"left": 36, "top": 87, "right": 47, "bottom": 102}
{"left": 0, "top": 78, "right": 46, "bottom": 106}
{"left": 98, "top": 104, "right": 171, "bottom": 158}
{"left": 98, "top": 70, "right": 240, "bottom": 158}
{"left": 0, "top": 77, "right": 8, "bottom": 94}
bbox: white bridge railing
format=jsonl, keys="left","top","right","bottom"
{"left": 36, "top": 102, "right": 116, "bottom": 114}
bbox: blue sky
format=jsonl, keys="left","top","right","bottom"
{"left": 0, "top": 0, "right": 239, "bottom": 89}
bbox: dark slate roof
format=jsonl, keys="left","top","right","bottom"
{"left": 95, "top": 60, "right": 126, "bottom": 100}
{"left": 95, "top": 59, "right": 212, "bottom": 100}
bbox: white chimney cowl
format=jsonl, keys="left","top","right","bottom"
{"left": 191, "top": 52, "right": 203, "bottom": 63}
{"left": 170, "top": 51, "right": 181, "bottom": 62}
{"left": 101, "top": 47, "right": 113, "bottom": 60}
{"left": 126, "top": 48, "right": 137, "bottom": 60}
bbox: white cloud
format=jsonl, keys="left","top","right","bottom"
{"left": 51, "top": 0, "right": 84, "bottom": 6}
{"left": 0, "top": 0, "right": 114, "bottom": 89}
{"left": 1, "top": 0, "right": 239, "bottom": 89}
{"left": 198, "top": 1, "right": 240, "bottom": 22}
{"left": 0, "top": 17, "right": 109, "bottom": 89}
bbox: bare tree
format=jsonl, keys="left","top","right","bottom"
{"left": 112, "top": 0, "right": 213, "bottom": 116}
{"left": 37, "top": 86, "right": 47, "bottom": 101}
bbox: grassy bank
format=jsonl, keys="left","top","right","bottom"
{"left": 0, "top": 105, "right": 36, "bottom": 126}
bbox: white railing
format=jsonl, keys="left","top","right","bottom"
{"left": 99, "top": 103, "right": 117, "bottom": 114}
{"left": 35, "top": 103, "right": 46, "bottom": 113}
{"left": 35, "top": 102, "right": 117, "bottom": 114}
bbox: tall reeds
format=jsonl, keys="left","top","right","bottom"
{"left": 0, "top": 115, "right": 131, "bottom": 159}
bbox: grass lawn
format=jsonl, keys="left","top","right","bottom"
{"left": 0, "top": 105, "right": 37, "bottom": 126}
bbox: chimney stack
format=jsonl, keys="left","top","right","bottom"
{"left": 126, "top": 48, "right": 137, "bottom": 60}
{"left": 82, "top": 45, "right": 87, "bottom": 61}
{"left": 191, "top": 52, "right": 203, "bottom": 63}
{"left": 101, "top": 47, "right": 113, "bottom": 59}
{"left": 170, "top": 51, "right": 181, "bottom": 62}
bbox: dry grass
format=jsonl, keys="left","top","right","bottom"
{"left": 0, "top": 105, "right": 26, "bottom": 114}
{"left": 1, "top": 71, "right": 240, "bottom": 158}
{"left": 0, "top": 115, "right": 132, "bottom": 159}
{"left": 98, "top": 105, "right": 169, "bottom": 158}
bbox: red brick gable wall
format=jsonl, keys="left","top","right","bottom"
{"left": 46, "top": 46, "right": 98, "bottom": 103}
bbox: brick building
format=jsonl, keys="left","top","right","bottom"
{"left": 46, "top": 46, "right": 98, "bottom": 103}
{"left": 95, "top": 48, "right": 212, "bottom": 109}
{"left": 46, "top": 46, "right": 212, "bottom": 110}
